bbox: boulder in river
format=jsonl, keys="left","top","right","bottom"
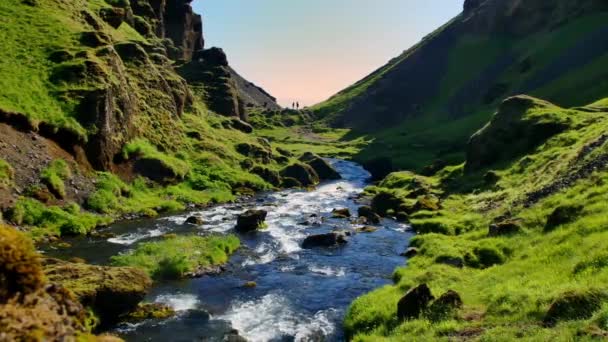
{"left": 280, "top": 163, "right": 319, "bottom": 187}
{"left": 235, "top": 209, "right": 268, "bottom": 233}
{"left": 356, "top": 226, "right": 378, "bottom": 233}
{"left": 358, "top": 206, "right": 381, "bottom": 224}
{"left": 401, "top": 247, "right": 419, "bottom": 258}
{"left": 332, "top": 208, "right": 351, "bottom": 218}
{"left": 302, "top": 232, "right": 349, "bottom": 249}
{"left": 299, "top": 152, "right": 341, "bottom": 180}
{"left": 397, "top": 283, "right": 434, "bottom": 321}
{"left": 185, "top": 215, "right": 204, "bottom": 225}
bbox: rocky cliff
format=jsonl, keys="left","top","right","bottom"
{"left": 313, "top": 0, "right": 608, "bottom": 171}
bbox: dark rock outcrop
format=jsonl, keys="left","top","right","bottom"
{"left": 251, "top": 166, "right": 281, "bottom": 187}
{"left": 488, "top": 220, "right": 522, "bottom": 237}
{"left": 544, "top": 290, "right": 607, "bottom": 326}
{"left": 332, "top": 208, "right": 351, "bottom": 218}
{"left": 185, "top": 215, "right": 204, "bottom": 225}
{"left": 545, "top": 205, "right": 584, "bottom": 232}
{"left": 235, "top": 210, "right": 268, "bottom": 233}
{"left": 302, "top": 232, "right": 349, "bottom": 249}
{"left": 357, "top": 206, "right": 382, "bottom": 224}
{"left": 397, "top": 284, "right": 434, "bottom": 321}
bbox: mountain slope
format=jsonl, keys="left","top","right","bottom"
{"left": 312, "top": 0, "right": 608, "bottom": 172}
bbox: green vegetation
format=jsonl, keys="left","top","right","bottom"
{"left": 9, "top": 198, "right": 110, "bottom": 238}
{"left": 40, "top": 159, "right": 71, "bottom": 198}
{"left": 111, "top": 234, "right": 240, "bottom": 280}
{"left": 345, "top": 96, "right": 608, "bottom": 340}
{"left": 0, "top": 159, "right": 13, "bottom": 188}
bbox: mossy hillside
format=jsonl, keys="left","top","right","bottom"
{"left": 111, "top": 234, "right": 240, "bottom": 280}
{"left": 314, "top": 13, "right": 608, "bottom": 172}
{"left": 345, "top": 97, "right": 608, "bottom": 340}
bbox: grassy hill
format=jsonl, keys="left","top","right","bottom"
{"left": 312, "top": 1, "right": 608, "bottom": 172}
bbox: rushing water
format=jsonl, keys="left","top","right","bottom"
{"left": 43, "top": 160, "right": 413, "bottom": 341}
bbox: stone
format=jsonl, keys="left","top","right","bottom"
{"left": 428, "top": 290, "right": 463, "bottom": 320}
{"left": 230, "top": 118, "right": 254, "bottom": 134}
{"left": 544, "top": 290, "right": 607, "bottom": 326}
{"left": 99, "top": 7, "right": 127, "bottom": 28}
{"left": 401, "top": 247, "right": 419, "bottom": 258}
{"left": 299, "top": 153, "right": 341, "bottom": 180}
{"left": 251, "top": 166, "right": 281, "bottom": 187}
{"left": 356, "top": 226, "right": 378, "bottom": 233}
{"left": 362, "top": 157, "right": 393, "bottom": 181}
{"left": 124, "top": 303, "right": 175, "bottom": 322}
{"left": 235, "top": 210, "right": 267, "bottom": 233}
{"left": 488, "top": 220, "right": 522, "bottom": 237}
{"left": 185, "top": 215, "right": 204, "bottom": 225}
{"left": 302, "top": 232, "right": 349, "bottom": 249}
{"left": 332, "top": 208, "right": 351, "bottom": 218}
{"left": 281, "top": 177, "right": 302, "bottom": 188}
{"left": 371, "top": 191, "right": 405, "bottom": 216}
{"left": 397, "top": 284, "right": 434, "bottom": 321}
{"left": 357, "top": 206, "right": 381, "bottom": 224}
{"left": 545, "top": 205, "right": 584, "bottom": 232}
{"left": 280, "top": 163, "right": 319, "bottom": 187}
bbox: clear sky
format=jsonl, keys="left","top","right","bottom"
{"left": 192, "top": 1, "right": 463, "bottom": 107}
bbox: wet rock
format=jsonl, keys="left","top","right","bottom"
{"left": 224, "top": 329, "right": 248, "bottom": 342}
{"left": 185, "top": 215, "right": 204, "bottom": 225}
{"left": 280, "top": 163, "right": 319, "bottom": 187}
{"left": 186, "top": 265, "right": 226, "bottom": 278}
{"left": 544, "top": 290, "right": 607, "bottom": 326}
{"left": 299, "top": 152, "right": 341, "bottom": 180}
{"left": 243, "top": 281, "right": 257, "bottom": 288}
{"left": 358, "top": 205, "right": 381, "bottom": 224}
{"left": 488, "top": 220, "right": 522, "bottom": 237}
{"left": 302, "top": 232, "right": 349, "bottom": 249}
{"left": 43, "top": 258, "right": 152, "bottom": 325}
{"left": 401, "top": 247, "right": 419, "bottom": 258}
{"left": 545, "top": 205, "right": 584, "bottom": 232}
{"left": 235, "top": 209, "right": 267, "bottom": 233}
{"left": 397, "top": 284, "right": 434, "bottom": 321}
{"left": 356, "top": 226, "right": 378, "bottom": 233}
{"left": 332, "top": 208, "right": 351, "bottom": 219}
{"left": 371, "top": 191, "right": 405, "bottom": 216}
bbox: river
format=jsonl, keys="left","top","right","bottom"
{"left": 45, "top": 159, "right": 413, "bottom": 341}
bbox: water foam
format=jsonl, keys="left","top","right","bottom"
{"left": 155, "top": 293, "right": 200, "bottom": 311}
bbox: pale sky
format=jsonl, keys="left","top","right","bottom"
{"left": 193, "top": 1, "right": 463, "bottom": 107}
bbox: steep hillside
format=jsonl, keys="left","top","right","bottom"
{"left": 313, "top": 0, "right": 608, "bottom": 172}
{"left": 0, "top": 0, "right": 289, "bottom": 238}
{"left": 345, "top": 95, "right": 608, "bottom": 340}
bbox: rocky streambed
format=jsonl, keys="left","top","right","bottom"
{"left": 43, "top": 159, "right": 413, "bottom": 341}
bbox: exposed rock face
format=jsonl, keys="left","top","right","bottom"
{"left": 43, "top": 258, "right": 152, "bottom": 325}
{"left": 299, "top": 152, "right": 341, "bottom": 180}
{"left": 280, "top": 163, "right": 320, "bottom": 187}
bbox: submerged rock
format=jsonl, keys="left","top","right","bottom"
{"left": 235, "top": 209, "right": 268, "bottom": 233}
{"left": 43, "top": 258, "right": 152, "bottom": 325}
{"left": 302, "top": 232, "right": 349, "bottom": 249}
{"left": 397, "top": 284, "right": 434, "bottom": 321}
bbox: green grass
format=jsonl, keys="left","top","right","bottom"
{"left": 111, "top": 234, "right": 240, "bottom": 280}
{"left": 8, "top": 198, "right": 110, "bottom": 239}
{"left": 40, "top": 159, "right": 71, "bottom": 198}
{"left": 345, "top": 97, "right": 608, "bottom": 340}
{"left": 123, "top": 138, "right": 191, "bottom": 179}
{"left": 0, "top": 159, "right": 14, "bottom": 188}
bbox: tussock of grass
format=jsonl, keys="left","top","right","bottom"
{"left": 40, "top": 159, "right": 71, "bottom": 198}
{"left": 0, "top": 159, "right": 14, "bottom": 188}
{"left": 111, "top": 234, "right": 240, "bottom": 280}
